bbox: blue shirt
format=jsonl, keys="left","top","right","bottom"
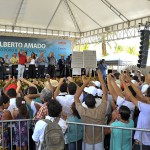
{"left": 110, "top": 119, "right": 134, "bottom": 150}
{"left": 37, "top": 56, "right": 46, "bottom": 66}
{"left": 66, "top": 116, "right": 83, "bottom": 144}
{"left": 99, "top": 64, "right": 107, "bottom": 76}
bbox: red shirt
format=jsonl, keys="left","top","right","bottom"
{"left": 18, "top": 52, "right": 27, "bottom": 65}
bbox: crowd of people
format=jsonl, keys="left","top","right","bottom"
{"left": 0, "top": 54, "right": 149, "bottom": 150}
{"left": 0, "top": 50, "right": 72, "bottom": 80}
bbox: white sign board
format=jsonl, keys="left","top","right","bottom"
{"left": 71, "top": 51, "right": 83, "bottom": 68}
{"left": 83, "top": 51, "right": 97, "bottom": 68}
{"left": 72, "top": 68, "right": 81, "bottom": 75}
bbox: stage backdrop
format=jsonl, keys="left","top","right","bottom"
{"left": 0, "top": 36, "right": 71, "bottom": 60}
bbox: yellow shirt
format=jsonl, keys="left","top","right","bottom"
{"left": 10, "top": 57, "right": 18, "bottom": 65}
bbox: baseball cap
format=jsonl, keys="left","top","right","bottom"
{"left": 97, "top": 89, "right": 103, "bottom": 97}
{"left": 84, "top": 86, "right": 98, "bottom": 96}
{"left": 44, "top": 80, "right": 59, "bottom": 88}
{"left": 92, "top": 81, "right": 101, "bottom": 88}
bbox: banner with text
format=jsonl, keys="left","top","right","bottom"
{"left": 0, "top": 36, "right": 71, "bottom": 60}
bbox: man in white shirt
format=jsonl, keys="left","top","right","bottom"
{"left": 54, "top": 78, "right": 82, "bottom": 117}
{"left": 32, "top": 100, "right": 67, "bottom": 150}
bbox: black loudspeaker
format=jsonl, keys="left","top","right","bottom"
{"left": 137, "top": 30, "right": 150, "bottom": 68}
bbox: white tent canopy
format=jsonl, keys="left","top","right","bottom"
{"left": 0, "top": 0, "right": 149, "bottom": 33}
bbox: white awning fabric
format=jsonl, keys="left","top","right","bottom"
{"left": 0, "top": 0, "right": 149, "bottom": 32}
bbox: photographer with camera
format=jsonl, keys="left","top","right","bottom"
{"left": 99, "top": 59, "right": 107, "bottom": 82}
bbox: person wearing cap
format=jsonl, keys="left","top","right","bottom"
{"left": 17, "top": 49, "right": 27, "bottom": 79}
{"left": 74, "top": 70, "right": 108, "bottom": 150}
{"left": 82, "top": 86, "right": 102, "bottom": 108}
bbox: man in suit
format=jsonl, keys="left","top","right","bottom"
{"left": 58, "top": 56, "right": 65, "bottom": 77}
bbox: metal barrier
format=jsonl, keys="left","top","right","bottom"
{"left": 0, "top": 119, "right": 33, "bottom": 150}
{"left": 67, "top": 121, "right": 150, "bottom": 150}
{"left": 0, "top": 119, "right": 150, "bottom": 150}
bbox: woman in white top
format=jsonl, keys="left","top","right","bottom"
{"left": 28, "top": 52, "right": 36, "bottom": 78}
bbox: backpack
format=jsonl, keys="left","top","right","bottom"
{"left": 41, "top": 118, "right": 64, "bottom": 150}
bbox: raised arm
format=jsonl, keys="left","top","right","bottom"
{"left": 18, "top": 49, "right": 21, "bottom": 56}
{"left": 97, "top": 69, "right": 108, "bottom": 101}
{"left": 45, "top": 77, "right": 54, "bottom": 92}
{"left": 74, "top": 77, "right": 90, "bottom": 104}
{"left": 111, "top": 75, "right": 124, "bottom": 98}
{"left": 121, "top": 74, "right": 138, "bottom": 107}
{"left": 126, "top": 75, "right": 143, "bottom": 100}
{"left": 20, "top": 78, "right": 37, "bottom": 88}
{"left": 54, "top": 78, "right": 64, "bottom": 99}
{"left": 107, "top": 74, "right": 118, "bottom": 101}
{"left": 16, "top": 80, "right": 21, "bottom": 96}
{"left": 24, "top": 93, "right": 40, "bottom": 104}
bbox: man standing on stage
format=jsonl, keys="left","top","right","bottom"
{"left": 4, "top": 54, "right": 10, "bottom": 66}
{"left": 37, "top": 52, "right": 46, "bottom": 78}
{"left": 18, "top": 49, "right": 27, "bottom": 79}
{"left": 10, "top": 53, "right": 18, "bottom": 65}
{"left": 58, "top": 56, "right": 65, "bottom": 77}
{"left": 47, "top": 52, "right": 57, "bottom": 78}
{"left": 10, "top": 53, "right": 19, "bottom": 77}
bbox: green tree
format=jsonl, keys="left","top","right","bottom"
{"left": 126, "top": 46, "right": 138, "bottom": 56}
{"left": 114, "top": 42, "right": 124, "bottom": 53}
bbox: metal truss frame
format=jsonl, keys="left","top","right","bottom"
{"left": 13, "top": 0, "right": 25, "bottom": 27}
{"left": 46, "top": 0, "right": 63, "bottom": 29}
{"left": 76, "top": 27, "right": 140, "bottom": 44}
{"left": 0, "top": 16, "right": 149, "bottom": 44}
{"left": 0, "top": 24, "right": 81, "bottom": 38}
{"left": 76, "top": 16, "right": 150, "bottom": 44}
{"left": 64, "top": 0, "right": 81, "bottom": 33}
{"left": 100, "top": 0, "right": 129, "bottom": 22}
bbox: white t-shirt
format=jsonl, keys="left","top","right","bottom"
{"left": 32, "top": 116, "right": 67, "bottom": 150}
{"left": 117, "top": 96, "right": 135, "bottom": 118}
{"left": 7, "top": 98, "right": 17, "bottom": 117}
{"left": 141, "top": 84, "right": 149, "bottom": 94}
{"left": 134, "top": 101, "right": 150, "bottom": 145}
{"left": 56, "top": 94, "right": 83, "bottom": 117}
{"left": 30, "top": 59, "right": 35, "bottom": 65}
